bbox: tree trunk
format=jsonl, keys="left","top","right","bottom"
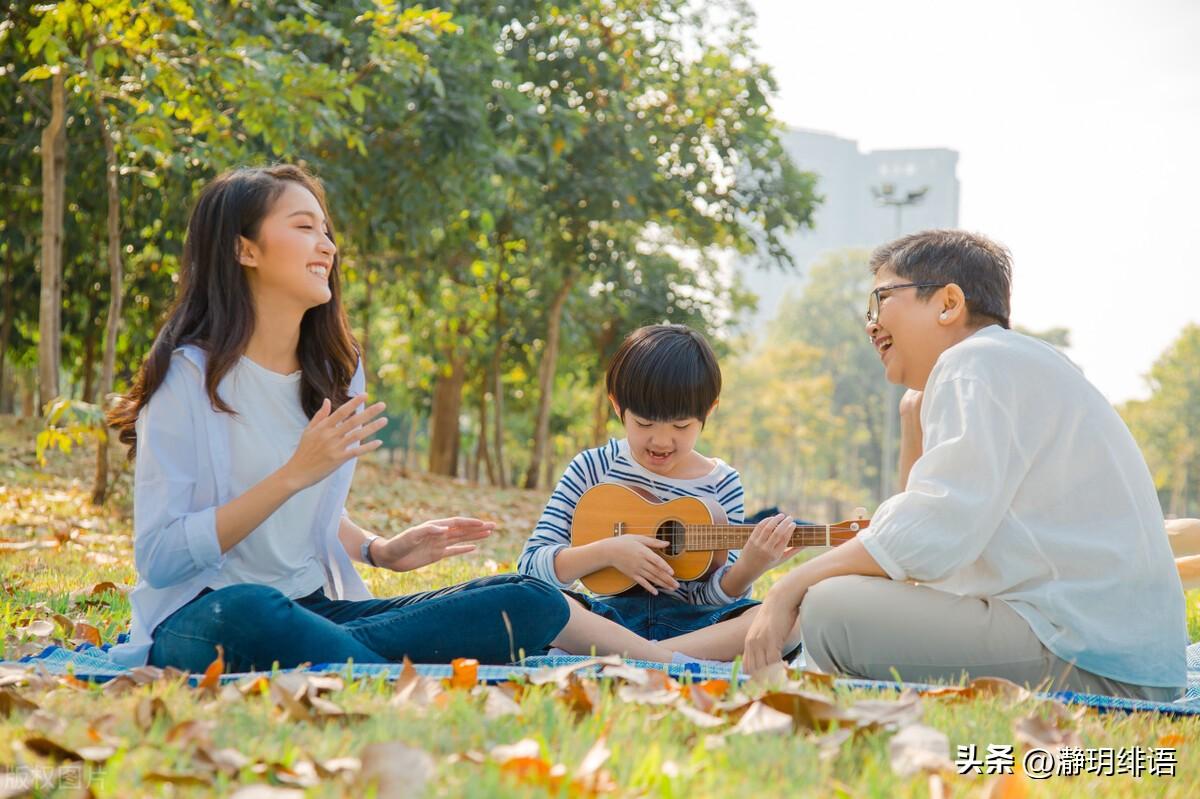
{"left": 81, "top": 293, "right": 98, "bottom": 402}
{"left": 0, "top": 245, "right": 14, "bottom": 411}
{"left": 524, "top": 274, "right": 574, "bottom": 489}
{"left": 427, "top": 351, "right": 466, "bottom": 476}
{"left": 478, "top": 386, "right": 496, "bottom": 486}
{"left": 91, "top": 95, "right": 122, "bottom": 506}
{"left": 38, "top": 71, "right": 67, "bottom": 412}
{"left": 489, "top": 268, "right": 508, "bottom": 488}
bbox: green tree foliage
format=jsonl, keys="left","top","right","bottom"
{"left": 7, "top": 0, "right": 820, "bottom": 500}
{"left": 1122, "top": 324, "right": 1200, "bottom": 518}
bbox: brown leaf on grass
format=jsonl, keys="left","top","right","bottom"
{"left": 314, "top": 756, "right": 362, "bottom": 779}
{"left": 491, "top": 739, "right": 567, "bottom": 792}
{"left": 983, "top": 769, "right": 1028, "bottom": 799}
{"left": 888, "top": 724, "right": 952, "bottom": 777}
{"left": 558, "top": 672, "right": 601, "bottom": 718}
{"left": 165, "top": 719, "right": 216, "bottom": 749}
{"left": 266, "top": 759, "right": 320, "bottom": 788}
{"left": 675, "top": 703, "right": 727, "bottom": 728}
{"left": 18, "top": 619, "right": 55, "bottom": 638}
{"left": 788, "top": 668, "right": 836, "bottom": 688}
{"left": 86, "top": 713, "right": 121, "bottom": 745}
{"left": 142, "top": 771, "right": 213, "bottom": 787}
{"left": 197, "top": 644, "right": 225, "bottom": 693}
{"left": 573, "top": 736, "right": 617, "bottom": 796}
{"left": 528, "top": 655, "right": 623, "bottom": 687}
{"left": 391, "top": 656, "right": 444, "bottom": 708}
{"left": 357, "top": 742, "right": 434, "bottom": 799}
{"left": 615, "top": 668, "right": 679, "bottom": 705}
{"left": 729, "top": 701, "right": 794, "bottom": 736}
{"left": 135, "top": 696, "right": 170, "bottom": 732}
{"left": 23, "top": 736, "right": 113, "bottom": 763}
{"left": 194, "top": 746, "right": 251, "bottom": 776}
{"left": 445, "top": 657, "right": 478, "bottom": 690}
{"left": 270, "top": 679, "right": 314, "bottom": 723}
{"left": 723, "top": 690, "right": 852, "bottom": 733}
{"left": 962, "top": 676, "right": 1032, "bottom": 703}
{"left": 847, "top": 689, "right": 924, "bottom": 731}
{"left": 1013, "top": 702, "right": 1084, "bottom": 751}
{"left": 0, "top": 686, "right": 39, "bottom": 716}
{"left": 24, "top": 709, "right": 66, "bottom": 737}
{"left": 478, "top": 685, "right": 523, "bottom": 718}
{"left": 72, "top": 622, "right": 102, "bottom": 647}
{"left": 680, "top": 679, "right": 729, "bottom": 714}
{"left": 598, "top": 662, "right": 654, "bottom": 685}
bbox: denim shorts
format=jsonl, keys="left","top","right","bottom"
{"left": 564, "top": 588, "right": 760, "bottom": 641}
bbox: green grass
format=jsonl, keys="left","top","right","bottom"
{"left": 2, "top": 415, "right": 1199, "bottom": 797}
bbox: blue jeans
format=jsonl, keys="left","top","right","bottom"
{"left": 566, "top": 589, "right": 760, "bottom": 641}
{"left": 148, "top": 574, "right": 569, "bottom": 672}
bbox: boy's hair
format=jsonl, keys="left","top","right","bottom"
{"left": 870, "top": 229, "right": 1012, "bottom": 329}
{"left": 606, "top": 324, "right": 722, "bottom": 424}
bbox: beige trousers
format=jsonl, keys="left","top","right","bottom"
{"left": 799, "top": 575, "right": 1181, "bottom": 703}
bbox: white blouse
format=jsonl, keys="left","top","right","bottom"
{"left": 859, "top": 325, "right": 1187, "bottom": 689}
{"left": 206, "top": 356, "right": 328, "bottom": 599}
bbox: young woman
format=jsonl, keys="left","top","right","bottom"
{"left": 107, "top": 164, "right": 569, "bottom": 672}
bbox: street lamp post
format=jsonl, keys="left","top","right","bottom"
{"left": 871, "top": 181, "right": 928, "bottom": 500}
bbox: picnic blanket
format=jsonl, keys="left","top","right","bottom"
{"left": 4, "top": 639, "right": 1200, "bottom": 717}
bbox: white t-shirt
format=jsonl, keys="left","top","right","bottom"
{"left": 206, "top": 356, "right": 327, "bottom": 599}
{"left": 859, "top": 325, "right": 1187, "bottom": 689}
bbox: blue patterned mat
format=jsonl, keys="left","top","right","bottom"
{"left": 4, "top": 642, "right": 1199, "bottom": 717}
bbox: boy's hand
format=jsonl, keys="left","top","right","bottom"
{"left": 737, "top": 513, "right": 800, "bottom": 578}
{"left": 600, "top": 536, "right": 680, "bottom": 595}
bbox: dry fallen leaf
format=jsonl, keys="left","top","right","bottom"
{"left": 888, "top": 724, "right": 952, "bottom": 777}
{"left": 1013, "top": 702, "right": 1083, "bottom": 751}
{"left": 446, "top": 657, "right": 479, "bottom": 690}
{"left": 558, "top": 672, "right": 601, "bottom": 718}
{"left": 197, "top": 645, "right": 225, "bottom": 693}
{"left": 142, "top": 771, "right": 213, "bottom": 787}
{"left": 479, "top": 685, "right": 523, "bottom": 718}
{"left": 357, "top": 741, "right": 434, "bottom": 799}
{"left": 847, "top": 689, "right": 923, "bottom": 731}
{"left": 135, "top": 696, "right": 170, "bottom": 732}
{"left": 616, "top": 669, "right": 678, "bottom": 705}
{"left": 0, "top": 686, "right": 39, "bottom": 716}
{"left": 528, "top": 655, "right": 623, "bottom": 687}
{"left": 730, "top": 701, "right": 794, "bottom": 736}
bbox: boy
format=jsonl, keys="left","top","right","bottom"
{"left": 519, "top": 324, "right": 802, "bottom": 663}
{"left": 743, "top": 230, "right": 1186, "bottom": 700}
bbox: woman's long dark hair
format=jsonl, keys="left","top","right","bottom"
{"left": 109, "top": 164, "right": 359, "bottom": 458}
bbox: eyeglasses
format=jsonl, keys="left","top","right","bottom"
{"left": 865, "top": 282, "right": 949, "bottom": 325}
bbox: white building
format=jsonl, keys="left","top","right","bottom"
{"left": 740, "top": 128, "right": 960, "bottom": 326}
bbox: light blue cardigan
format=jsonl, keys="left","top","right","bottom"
{"left": 109, "top": 344, "right": 371, "bottom": 667}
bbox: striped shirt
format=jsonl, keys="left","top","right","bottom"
{"left": 518, "top": 438, "right": 749, "bottom": 605}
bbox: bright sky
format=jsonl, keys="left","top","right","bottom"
{"left": 748, "top": 0, "right": 1200, "bottom": 403}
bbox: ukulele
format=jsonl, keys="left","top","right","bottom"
{"left": 570, "top": 483, "right": 869, "bottom": 595}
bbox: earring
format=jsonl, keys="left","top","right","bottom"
{"left": 939, "top": 311, "right": 948, "bottom": 320}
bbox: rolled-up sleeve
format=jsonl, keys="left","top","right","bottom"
{"left": 518, "top": 451, "right": 598, "bottom": 590}
{"left": 858, "top": 377, "right": 1030, "bottom": 583}
{"left": 133, "top": 364, "right": 224, "bottom": 588}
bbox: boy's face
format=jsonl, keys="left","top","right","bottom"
{"left": 611, "top": 398, "right": 709, "bottom": 477}
{"left": 866, "top": 265, "right": 956, "bottom": 390}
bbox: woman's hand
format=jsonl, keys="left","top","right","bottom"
{"left": 374, "top": 517, "right": 495, "bottom": 572}
{"left": 742, "top": 592, "right": 802, "bottom": 675}
{"left": 281, "top": 395, "right": 387, "bottom": 491}
{"left": 599, "top": 535, "right": 679, "bottom": 595}
{"left": 737, "top": 513, "right": 801, "bottom": 578}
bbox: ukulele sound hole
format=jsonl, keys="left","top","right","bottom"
{"left": 656, "top": 519, "right": 686, "bottom": 556}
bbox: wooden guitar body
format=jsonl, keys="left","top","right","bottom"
{"left": 571, "top": 483, "right": 728, "bottom": 595}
